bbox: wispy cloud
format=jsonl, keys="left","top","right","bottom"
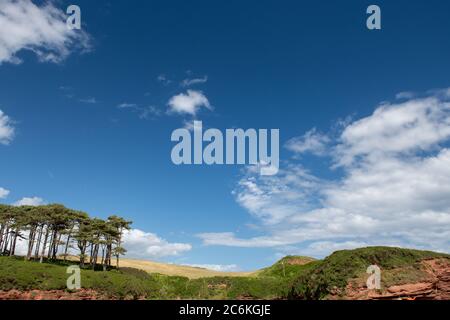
{"left": 181, "top": 76, "right": 208, "bottom": 87}
{"left": 198, "top": 89, "right": 450, "bottom": 257}
{"left": 157, "top": 74, "right": 172, "bottom": 86}
{"left": 0, "top": 0, "right": 91, "bottom": 65}
{"left": 117, "top": 103, "right": 161, "bottom": 119}
{"left": 395, "top": 91, "right": 416, "bottom": 100}
{"left": 0, "top": 109, "right": 15, "bottom": 145}
{"left": 79, "top": 97, "right": 98, "bottom": 104}
{"left": 285, "top": 128, "right": 330, "bottom": 156}
{"left": 117, "top": 103, "right": 138, "bottom": 109}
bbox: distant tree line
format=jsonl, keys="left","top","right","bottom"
{"left": 0, "top": 204, "right": 131, "bottom": 270}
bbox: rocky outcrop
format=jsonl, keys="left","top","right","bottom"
{"left": 343, "top": 258, "right": 450, "bottom": 300}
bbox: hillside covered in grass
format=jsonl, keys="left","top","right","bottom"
{"left": 0, "top": 254, "right": 313, "bottom": 300}
{"left": 289, "top": 247, "right": 450, "bottom": 300}
{"left": 0, "top": 247, "right": 449, "bottom": 300}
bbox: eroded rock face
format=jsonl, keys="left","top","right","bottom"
{"left": 342, "top": 259, "right": 450, "bottom": 300}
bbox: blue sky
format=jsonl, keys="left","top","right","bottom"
{"left": 1, "top": 0, "right": 450, "bottom": 271}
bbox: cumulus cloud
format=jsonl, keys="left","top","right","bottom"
{"left": 285, "top": 128, "right": 330, "bottom": 156}
{"left": 122, "top": 229, "right": 192, "bottom": 259}
{"left": 199, "top": 90, "right": 450, "bottom": 257}
{"left": 0, "top": 187, "right": 10, "bottom": 199}
{"left": 0, "top": 110, "right": 15, "bottom": 145}
{"left": 0, "top": 0, "right": 90, "bottom": 65}
{"left": 168, "top": 90, "right": 211, "bottom": 116}
{"left": 335, "top": 97, "right": 450, "bottom": 167}
{"left": 13, "top": 197, "right": 45, "bottom": 206}
{"left": 13, "top": 228, "right": 192, "bottom": 260}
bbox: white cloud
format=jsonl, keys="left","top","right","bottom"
{"left": 13, "top": 197, "right": 45, "bottom": 206}
{"left": 12, "top": 236, "right": 28, "bottom": 256}
{"left": 123, "top": 229, "right": 192, "bottom": 259}
{"left": 157, "top": 74, "right": 171, "bottom": 85}
{"left": 182, "top": 119, "right": 196, "bottom": 131}
{"left": 117, "top": 103, "right": 138, "bottom": 109}
{"left": 233, "top": 165, "right": 322, "bottom": 225}
{"left": 285, "top": 128, "right": 330, "bottom": 156}
{"left": 168, "top": 90, "right": 211, "bottom": 116}
{"left": 181, "top": 76, "right": 208, "bottom": 87}
{"left": 184, "top": 263, "right": 239, "bottom": 272}
{"left": 199, "top": 90, "right": 450, "bottom": 257}
{"left": 335, "top": 97, "right": 450, "bottom": 167}
{"left": 79, "top": 97, "right": 97, "bottom": 104}
{"left": 12, "top": 228, "right": 192, "bottom": 260}
{"left": 0, "top": 0, "right": 90, "bottom": 65}
{"left": 0, "top": 109, "right": 15, "bottom": 145}
{"left": 198, "top": 232, "right": 288, "bottom": 248}
{"left": 396, "top": 91, "right": 415, "bottom": 100}
{"left": 117, "top": 103, "right": 161, "bottom": 119}
{"left": 0, "top": 187, "right": 10, "bottom": 199}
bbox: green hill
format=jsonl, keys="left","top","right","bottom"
{"left": 0, "top": 255, "right": 302, "bottom": 299}
{"left": 0, "top": 247, "right": 448, "bottom": 300}
{"left": 289, "top": 246, "right": 450, "bottom": 300}
{"left": 257, "top": 255, "right": 317, "bottom": 278}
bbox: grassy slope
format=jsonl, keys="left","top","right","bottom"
{"left": 289, "top": 246, "right": 450, "bottom": 300}
{"left": 1, "top": 247, "right": 448, "bottom": 300}
{"left": 64, "top": 255, "right": 254, "bottom": 279}
{"left": 256, "top": 256, "right": 317, "bottom": 278}
{"left": 114, "top": 257, "right": 254, "bottom": 279}
{"left": 0, "top": 255, "right": 313, "bottom": 299}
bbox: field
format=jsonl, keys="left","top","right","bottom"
{"left": 111, "top": 258, "right": 255, "bottom": 279}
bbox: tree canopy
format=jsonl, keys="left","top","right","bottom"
{"left": 0, "top": 204, "right": 132, "bottom": 269}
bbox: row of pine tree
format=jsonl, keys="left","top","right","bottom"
{"left": 0, "top": 204, "right": 131, "bottom": 270}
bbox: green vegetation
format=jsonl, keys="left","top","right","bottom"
{"left": 257, "top": 256, "right": 318, "bottom": 278}
{"left": 289, "top": 246, "right": 450, "bottom": 300}
{"left": 0, "top": 254, "right": 317, "bottom": 299}
{"left": 1, "top": 243, "right": 448, "bottom": 300}
{"left": 0, "top": 204, "right": 131, "bottom": 270}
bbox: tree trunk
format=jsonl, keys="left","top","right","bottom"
{"left": 26, "top": 227, "right": 36, "bottom": 260}
{"left": 48, "top": 228, "right": 58, "bottom": 259}
{"left": 2, "top": 228, "right": 10, "bottom": 254}
{"left": 63, "top": 226, "right": 74, "bottom": 261}
{"left": 47, "top": 228, "right": 54, "bottom": 259}
{"left": 79, "top": 241, "right": 87, "bottom": 268}
{"left": 40, "top": 226, "right": 49, "bottom": 263}
{"left": 34, "top": 225, "right": 43, "bottom": 260}
{"left": 9, "top": 230, "right": 18, "bottom": 256}
{"left": 101, "top": 246, "right": 106, "bottom": 271}
{"left": 92, "top": 243, "right": 99, "bottom": 270}
{"left": 0, "top": 224, "right": 5, "bottom": 249}
{"left": 52, "top": 232, "right": 62, "bottom": 259}
{"left": 89, "top": 243, "right": 94, "bottom": 265}
{"left": 63, "top": 234, "right": 71, "bottom": 261}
